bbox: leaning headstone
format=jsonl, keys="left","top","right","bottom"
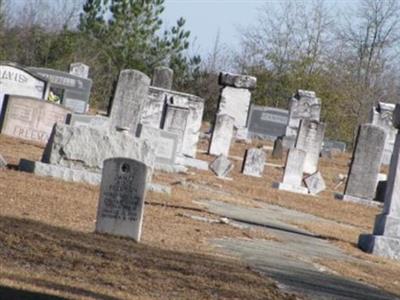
{"left": 152, "top": 66, "right": 173, "bottom": 90}
{"left": 295, "top": 120, "right": 325, "bottom": 174}
{"left": 208, "top": 114, "right": 235, "bottom": 156}
{"left": 304, "top": 172, "right": 326, "bottom": 195}
{"left": 247, "top": 105, "right": 288, "bottom": 140}
{"left": 343, "top": 124, "right": 386, "bottom": 203}
{"left": 0, "top": 154, "right": 7, "bottom": 169}
{"left": 0, "top": 95, "right": 70, "bottom": 145}
{"left": 209, "top": 155, "right": 234, "bottom": 178}
{"left": 358, "top": 104, "right": 400, "bottom": 260}
{"left": 271, "top": 137, "right": 284, "bottom": 159}
{"left": 109, "top": 69, "right": 150, "bottom": 135}
{"left": 278, "top": 148, "right": 308, "bottom": 194}
{"left": 69, "top": 62, "right": 89, "bottom": 78}
{"left": 242, "top": 148, "right": 266, "bottom": 177}
{"left": 370, "top": 102, "right": 397, "bottom": 165}
{"left": 96, "top": 158, "right": 147, "bottom": 242}
{"left": 284, "top": 90, "right": 321, "bottom": 148}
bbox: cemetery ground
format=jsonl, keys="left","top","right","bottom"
{"left": 1, "top": 134, "right": 400, "bottom": 299}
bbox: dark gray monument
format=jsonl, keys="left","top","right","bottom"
{"left": 247, "top": 105, "right": 288, "bottom": 140}
{"left": 96, "top": 158, "right": 148, "bottom": 242}
{"left": 343, "top": 124, "right": 386, "bottom": 203}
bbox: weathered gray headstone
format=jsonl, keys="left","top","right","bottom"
{"left": 96, "top": 158, "right": 147, "bottom": 242}
{"left": 42, "top": 124, "right": 155, "bottom": 176}
{"left": 27, "top": 67, "right": 92, "bottom": 113}
{"left": 218, "top": 86, "right": 251, "bottom": 130}
{"left": 272, "top": 137, "right": 284, "bottom": 159}
{"left": 141, "top": 87, "right": 204, "bottom": 158}
{"left": 322, "top": 140, "right": 347, "bottom": 153}
{"left": 209, "top": 155, "right": 234, "bottom": 178}
{"left": 295, "top": 120, "right": 325, "bottom": 174}
{"left": 0, "top": 64, "right": 48, "bottom": 99}
{"left": 343, "top": 124, "right": 386, "bottom": 203}
{"left": 278, "top": 148, "right": 308, "bottom": 194}
{"left": 304, "top": 171, "right": 326, "bottom": 195}
{"left": 152, "top": 66, "right": 173, "bottom": 90}
{"left": 219, "top": 72, "right": 257, "bottom": 89}
{"left": 284, "top": 90, "right": 321, "bottom": 148}
{"left": 0, "top": 154, "right": 7, "bottom": 169}
{"left": 208, "top": 114, "right": 234, "bottom": 156}
{"left": 0, "top": 95, "right": 70, "bottom": 145}
{"left": 109, "top": 69, "right": 150, "bottom": 134}
{"left": 247, "top": 105, "right": 288, "bottom": 140}
{"left": 162, "top": 104, "right": 189, "bottom": 156}
{"left": 370, "top": 102, "right": 396, "bottom": 165}
{"left": 69, "top": 62, "right": 89, "bottom": 78}
{"left": 359, "top": 104, "right": 400, "bottom": 260}
{"left": 242, "top": 148, "right": 266, "bottom": 177}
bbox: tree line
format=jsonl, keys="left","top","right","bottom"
{"left": 0, "top": 0, "right": 399, "bottom": 145}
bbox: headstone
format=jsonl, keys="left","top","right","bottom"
{"left": 136, "top": 125, "right": 178, "bottom": 166}
{"left": 218, "top": 86, "right": 251, "bottom": 130}
{"left": 271, "top": 137, "right": 284, "bottom": 159}
{"left": 96, "top": 158, "right": 147, "bottom": 242}
{"left": 242, "top": 148, "right": 266, "bottom": 177}
{"left": 278, "top": 148, "right": 308, "bottom": 194}
{"left": 219, "top": 72, "right": 257, "bottom": 90}
{"left": 162, "top": 104, "right": 189, "bottom": 156}
{"left": 0, "top": 64, "right": 48, "bottom": 99}
{"left": 304, "top": 172, "right": 326, "bottom": 195}
{"left": 284, "top": 90, "right": 321, "bottom": 148}
{"left": 109, "top": 69, "right": 150, "bottom": 135}
{"left": 209, "top": 155, "right": 234, "bottom": 178}
{"left": 322, "top": 140, "right": 347, "bottom": 153}
{"left": 42, "top": 124, "right": 155, "bottom": 176}
{"left": 152, "top": 66, "right": 173, "bottom": 90}
{"left": 0, "top": 95, "right": 70, "bottom": 144}
{"left": 141, "top": 87, "right": 204, "bottom": 157}
{"left": 358, "top": 104, "right": 400, "bottom": 260}
{"left": 208, "top": 114, "right": 234, "bottom": 156}
{"left": 295, "top": 119, "right": 325, "bottom": 174}
{"left": 0, "top": 154, "right": 7, "bottom": 169}
{"left": 247, "top": 105, "right": 288, "bottom": 140}
{"left": 66, "top": 113, "right": 109, "bottom": 129}
{"left": 27, "top": 67, "right": 92, "bottom": 113}
{"left": 370, "top": 102, "right": 397, "bottom": 165}
{"left": 343, "top": 124, "right": 386, "bottom": 203}
{"left": 69, "top": 62, "right": 89, "bottom": 78}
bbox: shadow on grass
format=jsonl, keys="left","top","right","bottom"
{"left": 0, "top": 215, "right": 284, "bottom": 300}
{"left": 0, "top": 285, "right": 67, "bottom": 300}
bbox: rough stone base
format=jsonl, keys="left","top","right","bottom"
{"left": 277, "top": 182, "right": 308, "bottom": 194}
{"left": 358, "top": 234, "right": 400, "bottom": 261}
{"left": 341, "top": 194, "right": 381, "bottom": 207}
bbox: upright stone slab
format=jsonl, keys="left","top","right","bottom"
{"left": 359, "top": 104, "right": 400, "bottom": 260}
{"left": 208, "top": 114, "right": 234, "bottom": 156}
{"left": 218, "top": 86, "right": 251, "bottom": 130}
{"left": 69, "top": 63, "right": 89, "bottom": 78}
{"left": 242, "top": 148, "right": 266, "bottom": 177}
{"left": 247, "top": 105, "right": 288, "bottom": 140}
{"left": 109, "top": 69, "right": 150, "bottom": 134}
{"left": 284, "top": 90, "right": 321, "bottom": 148}
{"left": 370, "top": 102, "right": 397, "bottom": 165}
{"left": 0, "top": 95, "right": 70, "bottom": 145}
{"left": 162, "top": 104, "right": 189, "bottom": 156}
{"left": 152, "top": 66, "right": 173, "bottom": 90}
{"left": 96, "top": 158, "right": 147, "bottom": 242}
{"left": 278, "top": 148, "right": 308, "bottom": 194}
{"left": 272, "top": 137, "right": 284, "bottom": 159}
{"left": 343, "top": 124, "right": 386, "bottom": 203}
{"left": 295, "top": 120, "right": 325, "bottom": 174}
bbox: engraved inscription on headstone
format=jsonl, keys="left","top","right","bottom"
{"left": 96, "top": 158, "right": 148, "bottom": 242}
{"left": 247, "top": 105, "right": 288, "bottom": 140}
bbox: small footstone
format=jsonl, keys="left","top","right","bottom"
{"left": 96, "top": 158, "right": 148, "bottom": 242}
{"left": 209, "top": 155, "right": 234, "bottom": 178}
{"left": 272, "top": 137, "right": 283, "bottom": 159}
{"left": 304, "top": 171, "right": 326, "bottom": 195}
